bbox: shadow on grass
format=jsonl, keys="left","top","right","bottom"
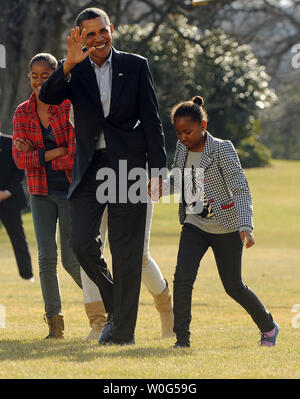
{"left": 0, "top": 340, "right": 194, "bottom": 362}
{"left": 139, "top": 301, "right": 210, "bottom": 307}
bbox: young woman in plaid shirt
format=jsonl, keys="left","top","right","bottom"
{"left": 12, "top": 53, "right": 83, "bottom": 339}
{"left": 168, "top": 96, "right": 279, "bottom": 348}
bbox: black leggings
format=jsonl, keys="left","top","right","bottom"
{"left": 173, "top": 223, "right": 274, "bottom": 344}
{"left": 0, "top": 206, "right": 33, "bottom": 279}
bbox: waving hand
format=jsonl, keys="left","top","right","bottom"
{"left": 63, "top": 27, "right": 95, "bottom": 75}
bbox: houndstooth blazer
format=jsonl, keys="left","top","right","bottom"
{"left": 166, "top": 132, "right": 254, "bottom": 230}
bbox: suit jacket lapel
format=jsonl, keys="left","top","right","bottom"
{"left": 109, "top": 48, "right": 127, "bottom": 113}
{"left": 77, "top": 57, "right": 104, "bottom": 117}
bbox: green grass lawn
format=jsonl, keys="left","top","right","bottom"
{"left": 0, "top": 159, "right": 299, "bottom": 379}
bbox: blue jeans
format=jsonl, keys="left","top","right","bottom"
{"left": 30, "top": 194, "right": 82, "bottom": 317}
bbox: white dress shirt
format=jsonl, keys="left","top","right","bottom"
{"left": 89, "top": 51, "right": 113, "bottom": 150}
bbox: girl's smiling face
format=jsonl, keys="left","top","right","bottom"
{"left": 174, "top": 116, "right": 207, "bottom": 152}
{"left": 29, "top": 61, "right": 54, "bottom": 97}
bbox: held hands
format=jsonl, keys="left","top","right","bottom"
{"left": 148, "top": 177, "right": 162, "bottom": 202}
{"left": 240, "top": 230, "right": 255, "bottom": 248}
{"left": 64, "top": 27, "right": 96, "bottom": 75}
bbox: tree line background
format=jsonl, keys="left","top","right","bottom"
{"left": 0, "top": 0, "right": 300, "bottom": 167}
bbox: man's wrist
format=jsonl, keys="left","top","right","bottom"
{"left": 0, "top": 190, "right": 12, "bottom": 201}
{"left": 63, "top": 60, "right": 76, "bottom": 76}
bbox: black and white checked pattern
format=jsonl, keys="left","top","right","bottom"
{"left": 166, "top": 132, "right": 254, "bottom": 230}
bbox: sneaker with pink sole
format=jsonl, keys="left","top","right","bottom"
{"left": 259, "top": 322, "right": 279, "bottom": 347}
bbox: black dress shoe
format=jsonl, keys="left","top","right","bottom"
{"left": 173, "top": 341, "right": 190, "bottom": 348}
{"left": 114, "top": 339, "right": 135, "bottom": 346}
{"left": 111, "top": 339, "right": 135, "bottom": 346}
{"left": 98, "top": 313, "right": 113, "bottom": 345}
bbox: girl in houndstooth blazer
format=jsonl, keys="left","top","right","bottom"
{"left": 169, "top": 96, "right": 279, "bottom": 348}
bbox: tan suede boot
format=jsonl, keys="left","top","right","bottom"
{"left": 149, "top": 279, "right": 175, "bottom": 338}
{"left": 84, "top": 301, "right": 107, "bottom": 341}
{"left": 44, "top": 314, "right": 64, "bottom": 339}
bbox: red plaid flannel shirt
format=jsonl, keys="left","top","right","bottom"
{"left": 13, "top": 92, "right": 75, "bottom": 196}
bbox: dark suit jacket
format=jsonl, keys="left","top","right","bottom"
{"left": 0, "top": 133, "right": 27, "bottom": 210}
{"left": 39, "top": 47, "right": 167, "bottom": 198}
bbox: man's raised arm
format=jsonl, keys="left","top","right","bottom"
{"left": 39, "top": 27, "right": 95, "bottom": 105}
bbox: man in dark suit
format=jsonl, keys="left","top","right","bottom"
{"left": 39, "top": 8, "right": 166, "bottom": 345}
{"left": 0, "top": 123, "right": 33, "bottom": 281}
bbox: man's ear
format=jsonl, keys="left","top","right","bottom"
{"left": 201, "top": 120, "right": 207, "bottom": 131}
{"left": 110, "top": 24, "right": 114, "bottom": 34}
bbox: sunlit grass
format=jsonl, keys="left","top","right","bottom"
{"left": 0, "top": 160, "right": 299, "bottom": 379}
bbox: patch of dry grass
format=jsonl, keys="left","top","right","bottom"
{"left": 0, "top": 160, "right": 299, "bottom": 379}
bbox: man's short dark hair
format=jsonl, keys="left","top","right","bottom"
{"left": 75, "top": 8, "right": 110, "bottom": 29}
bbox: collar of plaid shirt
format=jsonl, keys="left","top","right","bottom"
{"left": 26, "top": 91, "right": 59, "bottom": 117}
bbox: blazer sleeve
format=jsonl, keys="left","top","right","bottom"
{"left": 51, "top": 121, "right": 75, "bottom": 172}
{"left": 137, "top": 58, "right": 167, "bottom": 172}
{"left": 39, "top": 61, "right": 71, "bottom": 105}
{"left": 12, "top": 108, "right": 44, "bottom": 170}
{"left": 218, "top": 140, "right": 254, "bottom": 229}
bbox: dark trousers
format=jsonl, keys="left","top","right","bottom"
{"left": 0, "top": 204, "right": 33, "bottom": 279}
{"left": 173, "top": 223, "right": 274, "bottom": 344}
{"left": 69, "top": 151, "right": 147, "bottom": 342}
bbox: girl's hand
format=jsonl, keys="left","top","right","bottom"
{"left": 14, "top": 138, "right": 34, "bottom": 152}
{"left": 240, "top": 230, "right": 255, "bottom": 248}
{"left": 57, "top": 146, "right": 68, "bottom": 156}
{"left": 148, "top": 177, "right": 162, "bottom": 202}
{"left": 44, "top": 147, "right": 68, "bottom": 162}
